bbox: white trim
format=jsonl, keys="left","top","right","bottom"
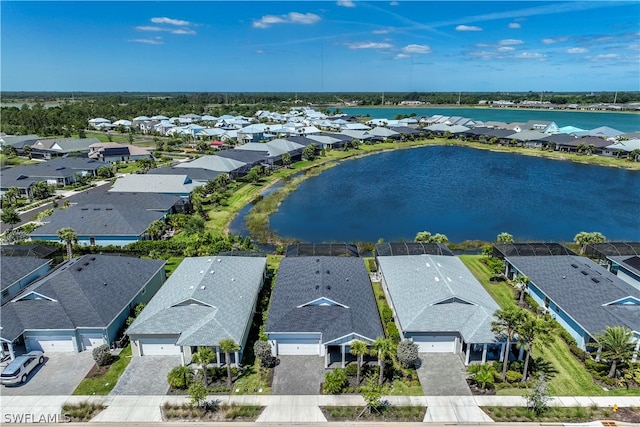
{"left": 12, "top": 291, "right": 57, "bottom": 302}
{"left": 171, "top": 298, "right": 215, "bottom": 308}
{"left": 323, "top": 332, "right": 374, "bottom": 346}
{"left": 602, "top": 296, "right": 640, "bottom": 306}
{"left": 296, "top": 297, "right": 349, "bottom": 308}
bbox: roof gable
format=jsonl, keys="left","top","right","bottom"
{"left": 298, "top": 297, "right": 349, "bottom": 308}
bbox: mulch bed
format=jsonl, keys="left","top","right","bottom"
{"left": 467, "top": 380, "right": 496, "bottom": 395}
{"left": 83, "top": 364, "right": 110, "bottom": 379}
{"left": 320, "top": 406, "right": 426, "bottom": 422}
{"left": 161, "top": 403, "right": 264, "bottom": 422}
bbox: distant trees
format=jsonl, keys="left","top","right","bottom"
{"left": 414, "top": 231, "right": 449, "bottom": 244}
{"left": 497, "top": 232, "right": 514, "bottom": 243}
{"left": 136, "top": 158, "right": 156, "bottom": 173}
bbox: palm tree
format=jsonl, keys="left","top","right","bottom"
{"left": 219, "top": 338, "right": 239, "bottom": 388}
{"left": 350, "top": 340, "right": 369, "bottom": 385}
{"left": 497, "top": 232, "right": 514, "bottom": 243}
{"left": 57, "top": 227, "right": 77, "bottom": 260}
{"left": 371, "top": 337, "right": 395, "bottom": 385}
{"left": 491, "top": 306, "right": 526, "bottom": 381}
{"left": 191, "top": 346, "right": 215, "bottom": 386}
{"left": 146, "top": 220, "right": 166, "bottom": 241}
{"left": 4, "top": 187, "right": 20, "bottom": 205}
{"left": 517, "top": 276, "right": 531, "bottom": 305}
{"left": 573, "top": 231, "right": 606, "bottom": 255}
{"left": 595, "top": 326, "right": 636, "bottom": 378}
{"left": 517, "top": 312, "right": 552, "bottom": 381}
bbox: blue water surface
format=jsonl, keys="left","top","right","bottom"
{"left": 269, "top": 146, "right": 640, "bottom": 243}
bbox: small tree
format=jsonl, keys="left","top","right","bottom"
{"left": 281, "top": 152, "right": 291, "bottom": 168}
{"left": 525, "top": 374, "right": 550, "bottom": 416}
{"left": 219, "top": 338, "right": 239, "bottom": 388}
{"left": 191, "top": 347, "right": 215, "bottom": 386}
{"left": 396, "top": 340, "right": 419, "bottom": 369}
{"left": 167, "top": 365, "right": 194, "bottom": 389}
{"left": 497, "top": 232, "right": 514, "bottom": 243}
{"left": 188, "top": 381, "right": 207, "bottom": 407}
{"left": 1, "top": 207, "right": 21, "bottom": 229}
{"left": 573, "top": 231, "right": 606, "bottom": 255}
{"left": 302, "top": 144, "right": 317, "bottom": 160}
{"left": 350, "top": 340, "right": 369, "bottom": 384}
{"left": 372, "top": 337, "right": 395, "bottom": 385}
{"left": 491, "top": 306, "right": 526, "bottom": 381}
{"left": 57, "top": 227, "right": 77, "bottom": 260}
{"left": 92, "top": 344, "right": 112, "bottom": 366}
{"left": 358, "top": 373, "right": 390, "bottom": 418}
{"left": 467, "top": 363, "right": 497, "bottom": 389}
{"left": 595, "top": 326, "right": 636, "bottom": 378}
{"left": 517, "top": 276, "right": 531, "bottom": 305}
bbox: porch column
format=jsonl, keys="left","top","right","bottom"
{"left": 499, "top": 343, "right": 506, "bottom": 362}
{"left": 325, "top": 348, "right": 329, "bottom": 368}
{"left": 180, "top": 349, "right": 185, "bottom": 367}
{"left": 341, "top": 345, "right": 346, "bottom": 369}
{"left": 0, "top": 343, "right": 5, "bottom": 360}
{"left": 216, "top": 348, "right": 221, "bottom": 367}
{"left": 8, "top": 342, "right": 15, "bottom": 360}
{"left": 632, "top": 340, "right": 640, "bottom": 363}
{"left": 464, "top": 344, "right": 470, "bottom": 365}
{"left": 595, "top": 346, "right": 601, "bottom": 362}
{"left": 481, "top": 344, "right": 488, "bottom": 364}
{"left": 518, "top": 345, "right": 525, "bottom": 361}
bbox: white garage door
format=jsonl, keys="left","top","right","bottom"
{"left": 276, "top": 339, "right": 320, "bottom": 355}
{"left": 139, "top": 338, "right": 181, "bottom": 356}
{"left": 81, "top": 334, "right": 105, "bottom": 350}
{"left": 27, "top": 336, "right": 75, "bottom": 353}
{"left": 411, "top": 335, "right": 456, "bottom": 353}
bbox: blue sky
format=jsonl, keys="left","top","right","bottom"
{"left": 2, "top": 1, "right": 639, "bottom": 92}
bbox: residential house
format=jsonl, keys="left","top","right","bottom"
{"left": 109, "top": 174, "right": 202, "bottom": 198}
{"left": 504, "top": 255, "right": 640, "bottom": 358}
{"left": 88, "top": 118, "right": 111, "bottom": 129}
{"left": 265, "top": 257, "right": 384, "bottom": 368}
{"left": 148, "top": 166, "right": 225, "bottom": 182}
{"left": 176, "top": 155, "right": 248, "bottom": 178}
{"left": 216, "top": 149, "right": 271, "bottom": 171}
{"left": 30, "top": 137, "right": 100, "bottom": 159}
{"left": 88, "top": 142, "right": 153, "bottom": 163}
{"left": 607, "top": 256, "right": 640, "bottom": 292}
{"left": 1, "top": 257, "right": 52, "bottom": 305}
{"left": 30, "top": 192, "right": 185, "bottom": 246}
{"left": 603, "top": 139, "right": 640, "bottom": 157}
{"left": 523, "top": 120, "right": 559, "bottom": 134}
{"left": 376, "top": 254, "right": 503, "bottom": 365}
{"left": 574, "top": 126, "right": 624, "bottom": 139}
{"left": 0, "top": 255, "right": 165, "bottom": 360}
{"left": 127, "top": 256, "right": 267, "bottom": 366}
{"left": 369, "top": 127, "right": 401, "bottom": 140}
{"left": 0, "top": 157, "right": 104, "bottom": 198}
{"left": 0, "top": 134, "right": 40, "bottom": 155}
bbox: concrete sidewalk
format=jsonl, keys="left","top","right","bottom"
{"left": 1, "top": 394, "right": 638, "bottom": 424}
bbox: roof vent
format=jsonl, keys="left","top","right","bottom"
{"left": 84, "top": 262, "right": 90, "bottom": 266}
{"left": 326, "top": 285, "right": 331, "bottom": 290}
{"left": 570, "top": 263, "right": 579, "bottom": 268}
{"left": 90, "top": 257, "right": 96, "bottom": 261}
{"left": 434, "top": 277, "right": 440, "bottom": 282}
{"left": 315, "top": 285, "right": 319, "bottom": 290}
{"left": 581, "top": 270, "right": 589, "bottom": 276}
{"left": 200, "top": 270, "right": 204, "bottom": 274}
{"left": 316, "top": 270, "right": 320, "bottom": 274}
{"left": 76, "top": 267, "right": 82, "bottom": 271}
{"left": 437, "top": 263, "right": 442, "bottom": 267}
{"left": 103, "top": 282, "right": 107, "bottom": 286}
{"left": 326, "top": 270, "right": 330, "bottom": 274}
{"left": 201, "top": 286, "right": 206, "bottom": 290}
{"left": 231, "top": 278, "right": 235, "bottom": 281}
{"left": 316, "top": 258, "right": 320, "bottom": 262}
{"left": 217, "top": 258, "right": 222, "bottom": 262}
{"left": 189, "top": 285, "right": 194, "bottom": 289}
{"left": 210, "top": 270, "right": 215, "bottom": 274}
{"left": 426, "top": 263, "right": 430, "bottom": 267}
{"left": 591, "top": 277, "right": 600, "bottom": 284}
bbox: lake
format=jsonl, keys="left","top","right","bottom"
{"left": 339, "top": 107, "right": 640, "bottom": 133}
{"left": 268, "top": 146, "right": 640, "bottom": 243}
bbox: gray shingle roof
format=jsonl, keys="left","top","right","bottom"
{"left": 110, "top": 174, "right": 201, "bottom": 194}
{"left": 376, "top": 255, "right": 499, "bottom": 343}
{"left": 149, "top": 167, "right": 224, "bottom": 181}
{"left": 265, "top": 257, "right": 384, "bottom": 343}
{"left": 506, "top": 255, "right": 640, "bottom": 336}
{"left": 127, "top": 256, "right": 266, "bottom": 347}
{"left": 176, "top": 155, "right": 246, "bottom": 173}
{"left": 0, "top": 255, "right": 165, "bottom": 342}
{"left": 1, "top": 257, "right": 51, "bottom": 291}
{"left": 0, "top": 157, "right": 104, "bottom": 189}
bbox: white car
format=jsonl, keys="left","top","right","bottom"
{"left": 0, "top": 351, "right": 45, "bottom": 385}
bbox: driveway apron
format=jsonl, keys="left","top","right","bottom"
{"left": 416, "top": 352, "right": 471, "bottom": 396}
{"left": 110, "top": 356, "right": 181, "bottom": 396}
{"left": 272, "top": 355, "right": 325, "bottom": 395}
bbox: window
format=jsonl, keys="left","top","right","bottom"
{"left": 544, "top": 297, "right": 550, "bottom": 308}
{"left": 89, "top": 237, "right": 96, "bottom": 246}
{"left": 1, "top": 290, "right": 8, "bottom": 298}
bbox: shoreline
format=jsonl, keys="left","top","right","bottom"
{"left": 229, "top": 139, "right": 639, "bottom": 243}
{"left": 333, "top": 105, "right": 640, "bottom": 115}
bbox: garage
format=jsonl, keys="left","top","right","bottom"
{"left": 275, "top": 338, "right": 320, "bottom": 355}
{"left": 80, "top": 333, "right": 105, "bottom": 350}
{"left": 26, "top": 335, "right": 75, "bottom": 353}
{"left": 410, "top": 334, "right": 457, "bottom": 353}
{"left": 138, "top": 338, "right": 181, "bottom": 356}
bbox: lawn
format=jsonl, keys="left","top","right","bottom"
{"left": 231, "top": 359, "right": 271, "bottom": 395}
{"left": 72, "top": 345, "right": 132, "bottom": 395}
{"left": 460, "top": 254, "right": 640, "bottom": 397}
{"left": 164, "top": 257, "right": 184, "bottom": 276}
{"left": 389, "top": 379, "right": 424, "bottom": 396}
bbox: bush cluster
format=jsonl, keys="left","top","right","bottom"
{"left": 396, "top": 340, "right": 419, "bottom": 369}
{"left": 92, "top": 344, "right": 112, "bottom": 367}
{"left": 323, "top": 369, "right": 348, "bottom": 394}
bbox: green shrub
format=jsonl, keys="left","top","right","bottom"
{"left": 506, "top": 370, "right": 523, "bottom": 383}
{"left": 323, "top": 369, "right": 347, "bottom": 394}
{"left": 92, "top": 344, "right": 112, "bottom": 367}
{"left": 167, "top": 366, "right": 193, "bottom": 389}
{"left": 396, "top": 340, "right": 419, "bottom": 369}
{"left": 344, "top": 363, "right": 358, "bottom": 377}
{"left": 381, "top": 307, "right": 393, "bottom": 324}
{"left": 386, "top": 322, "right": 401, "bottom": 343}
{"left": 569, "top": 344, "right": 587, "bottom": 362}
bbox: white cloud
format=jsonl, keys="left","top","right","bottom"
{"left": 542, "top": 36, "right": 568, "bottom": 44}
{"left": 499, "top": 39, "right": 524, "bottom": 45}
{"left": 346, "top": 42, "right": 393, "bottom": 49}
{"left": 256, "top": 50, "right": 265, "bottom": 54}
{"left": 402, "top": 44, "right": 431, "bottom": 54}
{"left": 497, "top": 46, "right": 515, "bottom": 52}
{"left": 373, "top": 29, "right": 390, "bottom": 34}
{"left": 337, "top": 0, "right": 356, "bottom": 7}
{"left": 253, "top": 12, "right": 321, "bottom": 28}
{"left": 508, "top": 22, "right": 521, "bottom": 29}
{"left": 514, "top": 52, "right": 545, "bottom": 59}
{"left": 151, "top": 17, "right": 191, "bottom": 26}
{"left": 171, "top": 28, "right": 196, "bottom": 35}
{"left": 456, "top": 25, "right": 483, "bottom": 31}
{"left": 395, "top": 53, "right": 410, "bottom": 59}
{"left": 129, "top": 38, "right": 163, "bottom": 45}
{"left": 567, "top": 47, "right": 588, "bottom": 54}
{"left": 588, "top": 53, "right": 620, "bottom": 61}
{"left": 390, "top": 1, "right": 399, "bottom": 5}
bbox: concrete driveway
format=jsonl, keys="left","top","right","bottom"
{"left": 416, "top": 353, "right": 471, "bottom": 396}
{"left": 1, "top": 352, "right": 94, "bottom": 396}
{"left": 272, "top": 355, "right": 325, "bottom": 395}
{"left": 110, "top": 356, "right": 181, "bottom": 396}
